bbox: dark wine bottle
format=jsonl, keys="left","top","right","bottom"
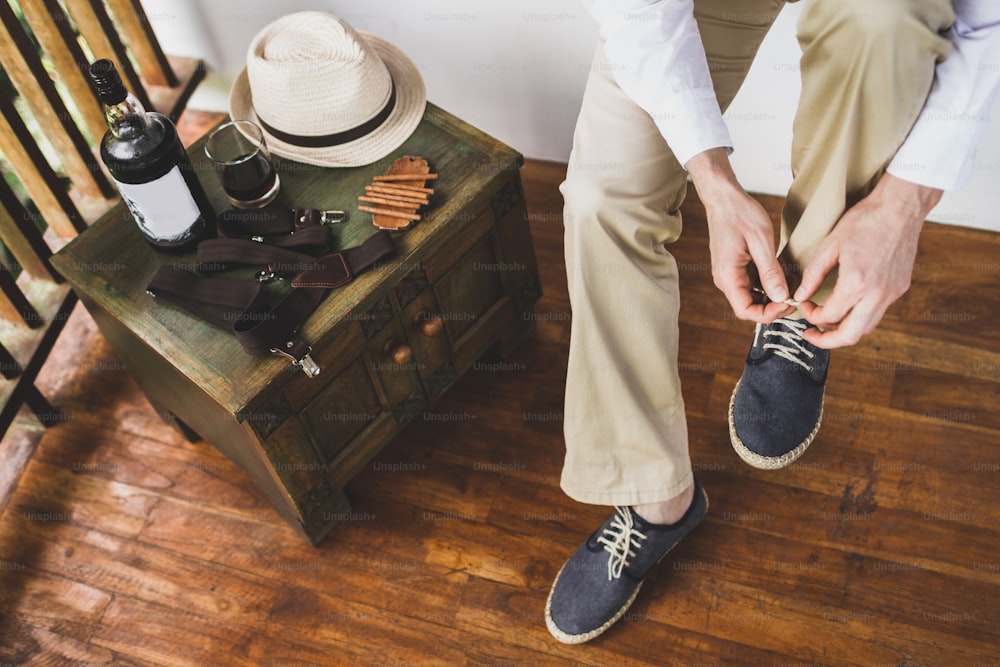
{"left": 89, "top": 59, "right": 213, "bottom": 252}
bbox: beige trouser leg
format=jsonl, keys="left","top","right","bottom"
{"left": 780, "top": 0, "right": 954, "bottom": 299}
{"left": 560, "top": 0, "right": 954, "bottom": 506}
{"left": 560, "top": 0, "right": 788, "bottom": 506}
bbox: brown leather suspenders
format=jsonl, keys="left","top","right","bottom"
{"left": 146, "top": 207, "right": 394, "bottom": 376}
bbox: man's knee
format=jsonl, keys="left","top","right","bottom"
{"left": 560, "top": 169, "right": 625, "bottom": 252}
{"left": 559, "top": 166, "right": 607, "bottom": 228}
{"left": 560, "top": 168, "right": 685, "bottom": 254}
{"left": 561, "top": 154, "right": 686, "bottom": 222}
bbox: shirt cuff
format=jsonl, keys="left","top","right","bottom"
{"left": 649, "top": 87, "right": 733, "bottom": 167}
{"left": 887, "top": 113, "right": 988, "bottom": 190}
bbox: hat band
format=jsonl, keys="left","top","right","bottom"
{"left": 256, "top": 81, "right": 397, "bottom": 149}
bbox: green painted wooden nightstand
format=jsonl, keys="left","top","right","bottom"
{"left": 52, "top": 104, "right": 542, "bottom": 544}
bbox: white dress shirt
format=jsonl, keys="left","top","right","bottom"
{"left": 582, "top": 0, "right": 1000, "bottom": 190}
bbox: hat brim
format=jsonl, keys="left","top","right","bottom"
{"left": 229, "top": 30, "right": 426, "bottom": 168}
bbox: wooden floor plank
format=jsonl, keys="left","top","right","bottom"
{"left": 30, "top": 411, "right": 274, "bottom": 518}
{"left": 688, "top": 408, "right": 1000, "bottom": 535}
{"left": 137, "top": 495, "right": 474, "bottom": 632}
{"left": 702, "top": 470, "right": 1000, "bottom": 583}
{"left": 0, "top": 622, "right": 119, "bottom": 666}
{"left": 0, "top": 566, "right": 110, "bottom": 644}
{"left": 89, "top": 595, "right": 257, "bottom": 667}
{"left": 1, "top": 512, "right": 282, "bottom": 625}
{"left": 250, "top": 586, "right": 578, "bottom": 667}
{"left": 4, "top": 459, "right": 158, "bottom": 541}
{"left": 889, "top": 367, "right": 1000, "bottom": 431}
{"left": 0, "top": 158, "right": 998, "bottom": 664}
{"left": 454, "top": 575, "right": 805, "bottom": 666}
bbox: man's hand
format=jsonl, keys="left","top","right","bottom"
{"left": 795, "top": 173, "right": 943, "bottom": 349}
{"left": 687, "top": 148, "right": 793, "bottom": 323}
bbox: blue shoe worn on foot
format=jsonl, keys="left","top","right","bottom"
{"left": 544, "top": 478, "right": 708, "bottom": 644}
{"left": 729, "top": 317, "right": 829, "bottom": 469}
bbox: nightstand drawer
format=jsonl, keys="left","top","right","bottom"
{"left": 283, "top": 319, "right": 367, "bottom": 413}
{"left": 300, "top": 357, "right": 382, "bottom": 462}
{"left": 262, "top": 416, "right": 330, "bottom": 515}
{"left": 400, "top": 289, "right": 455, "bottom": 399}
{"left": 433, "top": 231, "right": 505, "bottom": 342}
{"left": 366, "top": 317, "right": 427, "bottom": 427}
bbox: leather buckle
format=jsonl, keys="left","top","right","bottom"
{"left": 256, "top": 264, "right": 280, "bottom": 283}
{"left": 296, "top": 209, "right": 348, "bottom": 228}
{"left": 270, "top": 342, "right": 321, "bottom": 377}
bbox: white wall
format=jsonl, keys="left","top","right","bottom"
{"left": 145, "top": 0, "right": 1000, "bottom": 232}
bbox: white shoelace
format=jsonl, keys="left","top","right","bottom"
{"left": 756, "top": 317, "right": 815, "bottom": 372}
{"left": 596, "top": 507, "right": 648, "bottom": 581}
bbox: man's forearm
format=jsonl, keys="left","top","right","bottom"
{"left": 865, "top": 172, "right": 943, "bottom": 230}
{"left": 685, "top": 147, "right": 742, "bottom": 199}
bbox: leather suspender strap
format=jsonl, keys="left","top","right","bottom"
{"left": 147, "top": 231, "right": 395, "bottom": 374}
{"left": 144, "top": 265, "right": 262, "bottom": 331}
{"left": 233, "top": 231, "right": 395, "bottom": 354}
{"left": 217, "top": 207, "right": 344, "bottom": 239}
{"left": 291, "top": 232, "right": 396, "bottom": 288}
{"left": 196, "top": 240, "right": 320, "bottom": 279}
{"left": 213, "top": 207, "right": 341, "bottom": 253}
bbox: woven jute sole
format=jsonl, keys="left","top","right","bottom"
{"left": 544, "top": 567, "right": 643, "bottom": 644}
{"left": 544, "top": 489, "right": 710, "bottom": 644}
{"left": 728, "top": 379, "right": 823, "bottom": 470}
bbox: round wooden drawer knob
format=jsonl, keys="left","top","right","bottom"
{"left": 415, "top": 310, "right": 444, "bottom": 337}
{"left": 384, "top": 340, "right": 413, "bottom": 365}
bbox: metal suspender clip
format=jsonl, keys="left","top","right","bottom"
{"left": 271, "top": 341, "right": 321, "bottom": 377}
{"left": 319, "top": 210, "right": 349, "bottom": 225}
{"left": 294, "top": 353, "right": 321, "bottom": 377}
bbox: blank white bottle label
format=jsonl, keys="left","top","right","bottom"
{"left": 115, "top": 166, "right": 201, "bottom": 242}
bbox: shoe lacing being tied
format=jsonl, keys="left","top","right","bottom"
{"left": 758, "top": 317, "right": 815, "bottom": 372}
{"left": 596, "top": 507, "right": 648, "bottom": 580}
{"left": 729, "top": 316, "right": 829, "bottom": 469}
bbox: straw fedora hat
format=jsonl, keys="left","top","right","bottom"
{"left": 229, "top": 11, "right": 426, "bottom": 168}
